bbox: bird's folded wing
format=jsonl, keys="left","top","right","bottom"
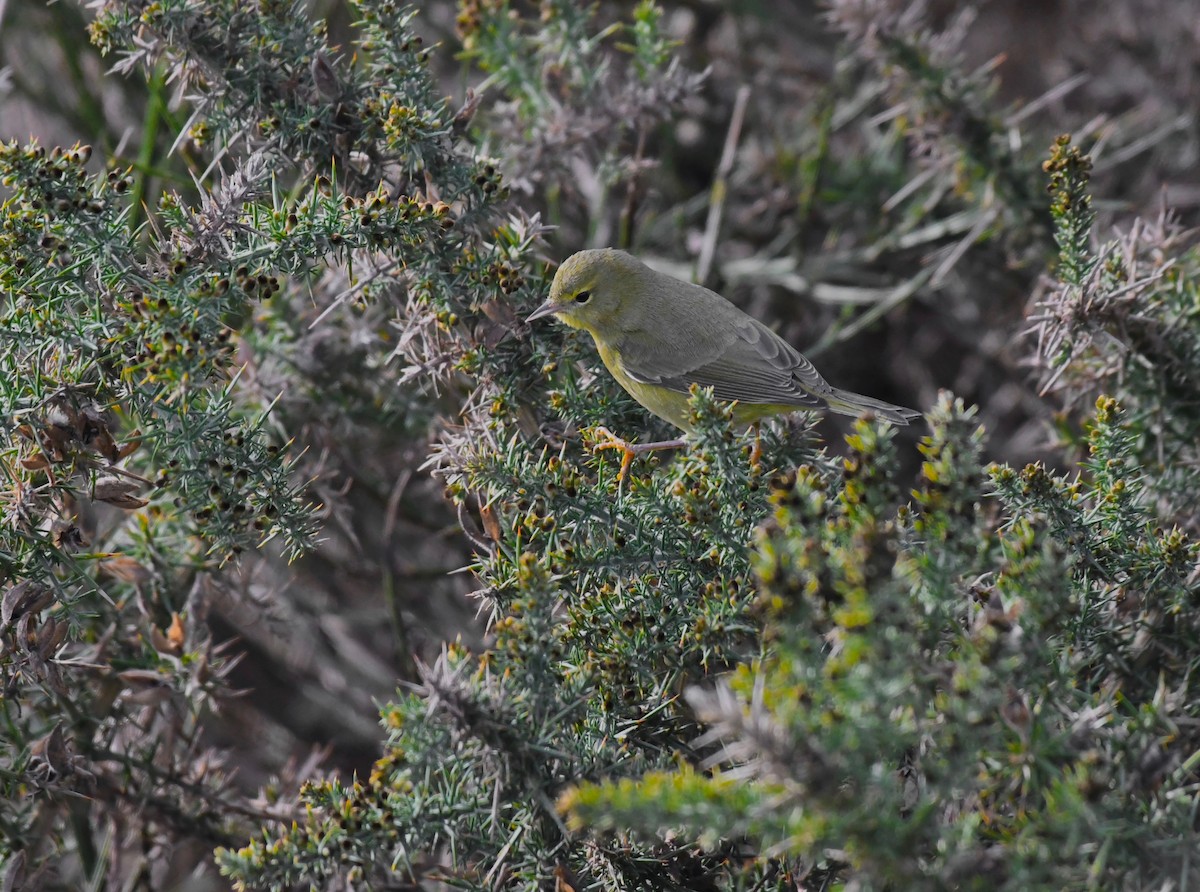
{"left": 620, "top": 316, "right": 830, "bottom": 407}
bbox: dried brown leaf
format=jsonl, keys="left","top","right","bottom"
{"left": 2, "top": 581, "right": 54, "bottom": 628}
{"left": 93, "top": 475, "right": 149, "bottom": 509}
{"left": 37, "top": 616, "right": 69, "bottom": 660}
{"left": 150, "top": 612, "right": 185, "bottom": 655}
{"left": 116, "top": 431, "right": 143, "bottom": 460}
{"left": 19, "top": 453, "right": 51, "bottom": 471}
{"left": 98, "top": 555, "right": 153, "bottom": 586}
{"left": 479, "top": 502, "right": 502, "bottom": 541}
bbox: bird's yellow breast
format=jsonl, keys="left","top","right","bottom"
{"left": 594, "top": 339, "right": 696, "bottom": 431}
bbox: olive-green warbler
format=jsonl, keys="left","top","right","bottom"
{"left": 527, "top": 248, "right": 920, "bottom": 479}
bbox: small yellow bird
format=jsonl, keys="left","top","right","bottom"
{"left": 526, "top": 248, "right": 920, "bottom": 479}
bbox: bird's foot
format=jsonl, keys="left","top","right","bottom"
{"left": 588, "top": 427, "right": 687, "bottom": 482}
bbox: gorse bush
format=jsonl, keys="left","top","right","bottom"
{"left": 559, "top": 143, "right": 1200, "bottom": 889}
{"left": 222, "top": 389, "right": 832, "bottom": 888}
{"left": 566, "top": 395, "right": 1200, "bottom": 889}
{"left": 3, "top": 0, "right": 1200, "bottom": 890}
{"left": 2, "top": 0, "right": 702, "bottom": 886}
{"left": 2, "top": 0, "right": 515, "bottom": 885}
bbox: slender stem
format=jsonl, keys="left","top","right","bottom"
{"left": 129, "top": 65, "right": 168, "bottom": 233}
{"left": 696, "top": 85, "right": 751, "bottom": 286}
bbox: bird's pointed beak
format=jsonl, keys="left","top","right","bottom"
{"left": 525, "top": 299, "right": 559, "bottom": 323}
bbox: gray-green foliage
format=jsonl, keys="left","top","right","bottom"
{"left": 5, "top": 0, "right": 1200, "bottom": 889}
{"left": 567, "top": 394, "right": 1200, "bottom": 889}
{"left": 221, "top": 393, "right": 828, "bottom": 888}
{"left": 560, "top": 151, "right": 1200, "bottom": 889}
{"left": 2, "top": 0, "right": 703, "bottom": 887}
{"left": 1, "top": 0, "right": 513, "bottom": 883}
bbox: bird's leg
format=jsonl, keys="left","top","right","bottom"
{"left": 749, "top": 420, "right": 763, "bottom": 472}
{"left": 589, "top": 426, "right": 687, "bottom": 482}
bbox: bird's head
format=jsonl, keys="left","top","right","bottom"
{"left": 525, "top": 249, "right": 644, "bottom": 336}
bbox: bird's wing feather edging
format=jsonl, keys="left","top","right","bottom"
{"left": 620, "top": 315, "right": 830, "bottom": 407}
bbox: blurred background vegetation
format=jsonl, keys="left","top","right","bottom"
{"left": 2, "top": 0, "right": 1199, "bottom": 888}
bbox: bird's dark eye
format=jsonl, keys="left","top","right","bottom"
{"left": 574, "top": 290, "right": 592, "bottom": 304}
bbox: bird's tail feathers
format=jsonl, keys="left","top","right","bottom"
{"left": 825, "top": 388, "right": 922, "bottom": 426}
